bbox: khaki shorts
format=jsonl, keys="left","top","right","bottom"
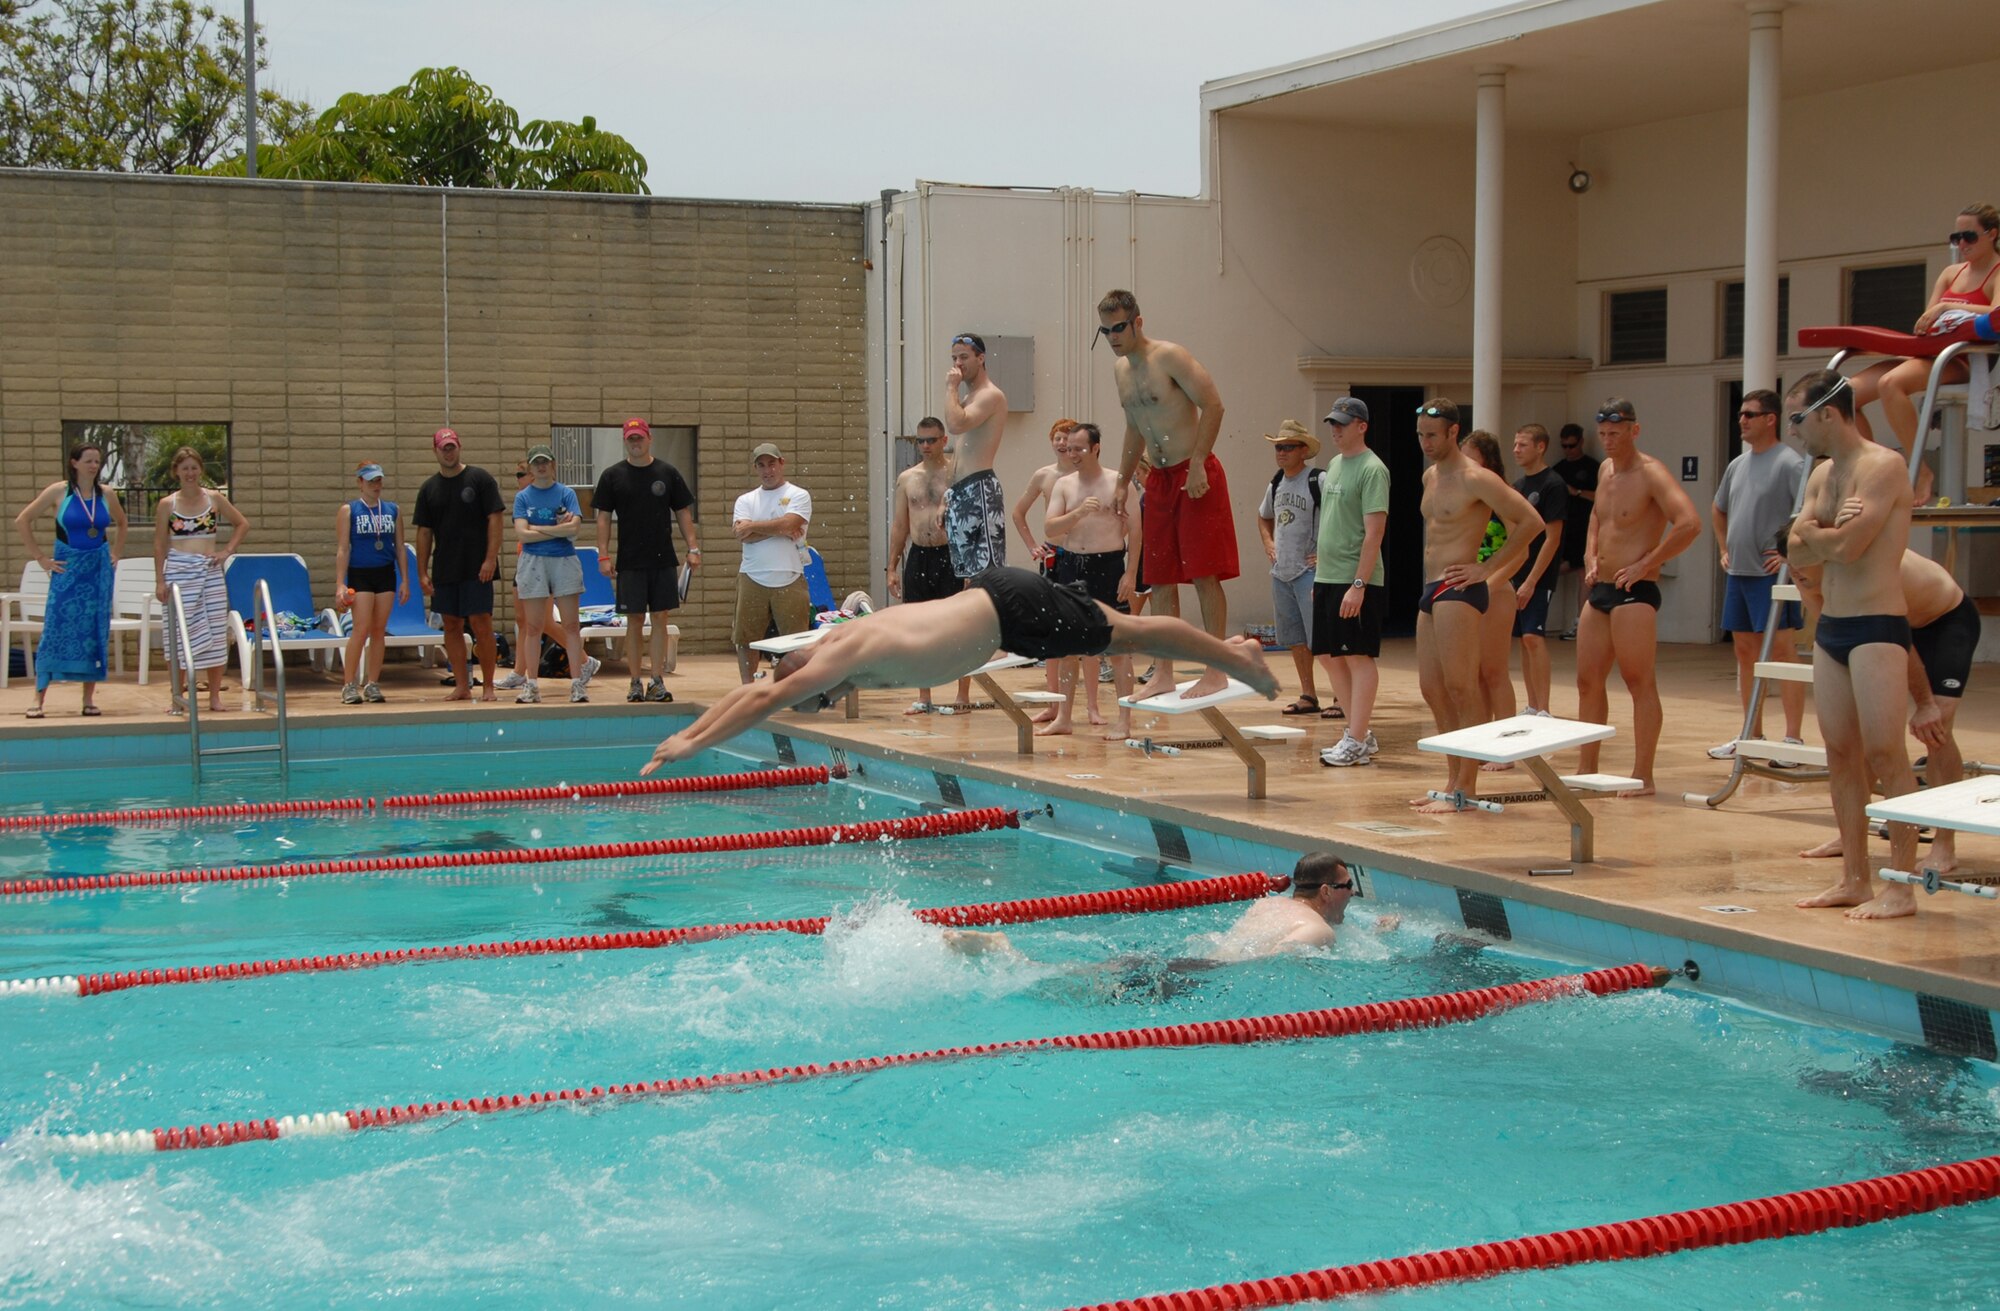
{"left": 733, "top": 573, "right": 813, "bottom": 647}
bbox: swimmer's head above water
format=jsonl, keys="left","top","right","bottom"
{"left": 1290, "top": 851, "right": 1359, "bottom": 925}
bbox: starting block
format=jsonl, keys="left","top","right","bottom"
{"left": 748, "top": 626, "right": 857, "bottom": 719}
{"left": 1867, "top": 776, "right": 2000, "bottom": 901}
{"left": 1119, "top": 678, "right": 1272, "bottom": 798}
{"left": 963, "top": 654, "right": 1041, "bottom": 754}
{"left": 1416, "top": 714, "right": 1623, "bottom": 862}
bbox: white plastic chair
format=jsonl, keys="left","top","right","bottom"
{"left": 0, "top": 563, "right": 50, "bottom": 689}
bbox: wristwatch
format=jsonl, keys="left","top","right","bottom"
{"left": 1350, "top": 579, "right": 1366, "bottom": 589}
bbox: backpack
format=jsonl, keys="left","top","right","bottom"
{"left": 537, "top": 638, "right": 571, "bottom": 680}
{"left": 1270, "top": 466, "right": 1323, "bottom": 516}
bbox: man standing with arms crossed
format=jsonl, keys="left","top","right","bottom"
{"left": 1410, "top": 399, "right": 1539, "bottom": 812}
{"left": 1573, "top": 399, "right": 1701, "bottom": 798}
{"left": 1101, "top": 289, "right": 1239, "bottom": 701}
{"left": 594, "top": 417, "right": 700, "bottom": 704}
{"left": 414, "top": 428, "right": 504, "bottom": 702}
{"left": 941, "top": 332, "right": 1010, "bottom": 579}
{"left": 1509, "top": 423, "right": 1568, "bottom": 716}
{"left": 1708, "top": 390, "right": 1808, "bottom": 760}
{"left": 732, "top": 443, "right": 813, "bottom": 684}
{"left": 1314, "top": 398, "right": 1389, "bottom": 769}
{"left": 1785, "top": 370, "right": 1919, "bottom": 919}
{"left": 1040, "top": 422, "right": 1138, "bottom": 740}
{"left": 887, "top": 416, "right": 972, "bottom": 715}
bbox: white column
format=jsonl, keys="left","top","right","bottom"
{"left": 1742, "top": 3, "right": 1785, "bottom": 394}
{"left": 1473, "top": 66, "right": 1507, "bottom": 430}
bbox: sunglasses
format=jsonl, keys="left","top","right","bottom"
{"left": 1273, "top": 442, "right": 1307, "bottom": 452}
{"left": 1788, "top": 378, "right": 1849, "bottom": 429}
{"left": 1561, "top": 440, "right": 1582, "bottom": 447}
{"left": 515, "top": 471, "right": 531, "bottom": 479}
{"left": 1948, "top": 230, "right": 1984, "bottom": 245}
{"left": 1738, "top": 409, "right": 1772, "bottom": 420}
{"left": 914, "top": 435, "right": 943, "bottom": 445}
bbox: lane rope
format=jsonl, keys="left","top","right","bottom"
{"left": 38, "top": 963, "right": 1664, "bottom": 1154}
{"left": 0, "top": 766, "right": 842, "bottom": 834}
{"left": 0, "top": 807, "right": 1018, "bottom": 899}
{"left": 2, "top": 872, "right": 1287, "bottom": 999}
{"left": 1060, "top": 1154, "right": 2000, "bottom": 1308}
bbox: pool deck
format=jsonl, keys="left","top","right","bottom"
{"left": 6, "top": 639, "right": 1999, "bottom": 1013}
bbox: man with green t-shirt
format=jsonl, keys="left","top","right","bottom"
{"left": 1312, "top": 397, "right": 1390, "bottom": 767}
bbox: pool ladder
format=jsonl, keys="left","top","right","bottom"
{"left": 168, "top": 578, "right": 289, "bottom": 783}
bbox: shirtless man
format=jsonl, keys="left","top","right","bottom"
{"left": 1039, "top": 423, "right": 1138, "bottom": 739}
{"left": 1573, "top": 398, "right": 1701, "bottom": 798}
{"left": 1791, "top": 545, "right": 1974, "bottom": 878}
{"left": 643, "top": 566, "right": 1275, "bottom": 770}
{"left": 1783, "top": 371, "right": 1921, "bottom": 918}
{"left": 946, "top": 851, "right": 1359, "bottom": 965}
{"left": 887, "top": 416, "right": 972, "bottom": 714}
{"left": 1100, "top": 289, "right": 1239, "bottom": 700}
{"left": 940, "top": 332, "right": 1011, "bottom": 579}
{"left": 1409, "top": 399, "right": 1540, "bottom": 814}
{"left": 1010, "top": 419, "right": 1086, "bottom": 719}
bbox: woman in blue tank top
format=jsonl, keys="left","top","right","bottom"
{"left": 333, "top": 463, "right": 408, "bottom": 704}
{"left": 12, "top": 441, "right": 129, "bottom": 717}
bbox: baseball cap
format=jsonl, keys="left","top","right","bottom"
{"left": 751, "top": 442, "right": 784, "bottom": 462}
{"left": 355, "top": 463, "right": 385, "bottom": 481}
{"left": 1323, "top": 396, "right": 1369, "bottom": 427}
{"left": 622, "top": 417, "right": 651, "bottom": 440}
{"left": 432, "top": 428, "right": 460, "bottom": 451}
{"left": 526, "top": 443, "right": 555, "bottom": 464}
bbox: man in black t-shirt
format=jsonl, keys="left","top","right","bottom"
{"left": 593, "top": 417, "right": 700, "bottom": 702}
{"left": 414, "top": 427, "right": 506, "bottom": 700}
{"left": 1508, "top": 424, "right": 1569, "bottom": 714}
{"left": 1551, "top": 423, "right": 1598, "bottom": 638}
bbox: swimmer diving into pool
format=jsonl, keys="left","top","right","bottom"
{"left": 944, "top": 852, "right": 1366, "bottom": 966}
{"left": 641, "top": 566, "right": 1277, "bottom": 771}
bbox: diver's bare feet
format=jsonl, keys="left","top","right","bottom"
{"left": 1180, "top": 667, "right": 1231, "bottom": 700}
{"left": 1102, "top": 719, "right": 1132, "bottom": 741}
{"left": 1798, "top": 881, "right": 1871, "bottom": 909}
{"left": 1132, "top": 663, "right": 1177, "bottom": 700}
{"left": 1799, "top": 835, "right": 1843, "bottom": 859}
{"left": 1086, "top": 707, "right": 1106, "bottom": 727}
{"left": 1480, "top": 760, "right": 1515, "bottom": 773}
{"left": 1846, "top": 883, "right": 1917, "bottom": 920}
{"left": 1411, "top": 796, "right": 1465, "bottom": 815}
{"left": 443, "top": 687, "right": 472, "bottom": 702}
{"left": 1034, "top": 718, "right": 1073, "bottom": 737}
{"left": 1222, "top": 636, "right": 1279, "bottom": 698}
{"left": 1028, "top": 706, "right": 1058, "bottom": 724}
{"left": 479, "top": 691, "right": 498, "bottom": 703}
{"left": 1615, "top": 782, "right": 1655, "bottom": 799}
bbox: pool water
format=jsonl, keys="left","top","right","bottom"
{"left": 4, "top": 745, "right": 2000, "bottom": 1309}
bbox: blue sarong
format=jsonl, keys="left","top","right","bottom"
{"left": 35, "top": 541, "right": 114, "bottom": 690}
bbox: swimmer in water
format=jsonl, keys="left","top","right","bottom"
{"left": 943, "top": 852, "right": 1368, "bottom": 977}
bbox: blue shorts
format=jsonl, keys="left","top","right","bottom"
{"left": 1513, "top": 583, "right": 1555, "bottom": 638}
{"left": 1722, "top": 573, "right": 1803, "bottom": 634}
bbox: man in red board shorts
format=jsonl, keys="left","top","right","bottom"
{"left": 1102, "top": 289, "right": 1239, "bottom": 700}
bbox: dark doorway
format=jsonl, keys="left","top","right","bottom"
{"left": 1352, "top": 386, "right": 1428, "bottom": 637}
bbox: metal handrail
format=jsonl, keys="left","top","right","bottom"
{"left": 166, "top": 581, "right": 203, "bottom": 782}
{"left": 253, "top": 577, "right": 290, "bottom": 775}
{"left": 1912, "top": 339, "right": 1999, "bottom": 502}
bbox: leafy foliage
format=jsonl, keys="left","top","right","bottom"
{"left": 201, "top": 65, "right": 649, "bottom": 193}
{"left": 0, "top": 0, "right": 309, "bottom": 172}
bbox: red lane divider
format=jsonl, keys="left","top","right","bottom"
{"left": 55, "top": 872, "right": 1287, "bottom": 998}
{"left": 1063, "top": 1154, "right": 2000, "bottom": 1309}
{"left": 0, "top": 797, "right": 372, "bottom": 832}
{"left": 0, "top": 807, "right": 1018, "bottom": 898}
{"left": 0, "top": 766, "right": 845, "bottom": 835}
{"left": 47, "top": 964, "right": 1664, "bottom": 1154}
{"left": 377, "top": 764, "right": 843, "bottom": 810}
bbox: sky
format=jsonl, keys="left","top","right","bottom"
{"left": 256, "top": 0, "right": 1495, "bottom": 203}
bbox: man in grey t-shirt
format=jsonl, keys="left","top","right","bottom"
{"left": 1256, "top": 419, "right": 1326, "bottom": 715}
{"left": 1709, "top": 388, "right": 1809, "bottom": 760}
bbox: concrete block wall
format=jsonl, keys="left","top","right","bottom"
{"left": 0, "top": 170, "right": 868, "bottom": 654}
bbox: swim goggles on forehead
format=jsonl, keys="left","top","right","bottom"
{"left": 1595, "top": 409, "right": 1635, "bottom": 423}
{"left": 1787, "top": 376, "right": 1850, "bottom": 429}
{"left": 1414, "top": 404, "right": 1453, "bottom": 419}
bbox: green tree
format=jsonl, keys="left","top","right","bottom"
{"left": 202, "top": 65, "right": 649, "bottom": 194}
{"left": 0, "top": 0, "right": 310, "bottom": 172}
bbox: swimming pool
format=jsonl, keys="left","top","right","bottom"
{"left": 4, "top": 732, "right": 2000, "bottom": 1308}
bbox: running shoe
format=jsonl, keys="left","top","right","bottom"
{"left": 1768, "top": 736, "right": 1806, "bottom": 769}
{"left": 1525, "top": 707, "right": 1554, "bottom": 718}
{"left": 340, "top": 682, "right": 362, "bottom": 705}
{"left": 1319, "top": 734, "right": 1372, "bottom": 768}
{"left": 1362, "top": 730, "right": 1379, "bottom": 757}
{"left": 1099, "top": 658, "right": 1116, "bottom": 685}
{"left": 494, "top": 672, "right": 527, "bottom": 690}
{"left": 1707, "top": 741, "right": 1738, "bottom": 760}
{"left": 515, "top": 681, "right": 541, "bottom": 704}
{"left": 627, "top": 679, "right": 645, "bottom": 703}
{"left": 579, "top": 655, "right": 602, "bottom": 683}
{"left": 569, "top": 678, "right": 590, "bottom": 703}
{"left": 646, "top": 678, "right": 671, "bottom": 703}
{"left": 362, "top": 682, "right": 385, "bottom": 703}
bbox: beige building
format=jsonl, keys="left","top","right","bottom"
{"left": 0, "top": 171, "right": 868, "bottom": 651}
{"left": 864, "top": 0, "right": 1997, "bottom": 647}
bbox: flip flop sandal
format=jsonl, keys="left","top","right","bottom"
{"left": 1321, "top": 706, "right": 1347, "bottom": 720}
{"left": 1280, "top": 698, "right": 1320, "bottom": 716}
{"left": 80, "top": 706, "right": 102, "bottom": 717}
{"left": 24, "top": 707, "right": 44, "bottom": 719}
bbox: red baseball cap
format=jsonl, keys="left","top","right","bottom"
{"left": 433, "top": 427, "right": 460, "bottom": 450}
{"left": 622, "top": 417, "right": 651, "bottom": 440}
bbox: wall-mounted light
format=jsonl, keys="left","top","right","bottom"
{"left": 1567, "top": 163, "right": 1593, "bottom": 194}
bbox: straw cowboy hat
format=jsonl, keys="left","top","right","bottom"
{"left": 1263, "top": 417, "right": 1320, "bottom": 458}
